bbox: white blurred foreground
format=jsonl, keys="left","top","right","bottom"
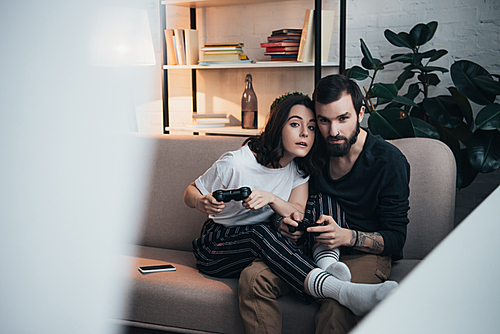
{"left": 0, "top": 1, "right": 154, "bottom": 333}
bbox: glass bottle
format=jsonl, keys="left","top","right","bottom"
{"left": 241, "top": 74, "right": 258, "bottom": 129}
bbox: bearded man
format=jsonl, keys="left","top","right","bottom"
{"left": 238, "top": 74, "right": 411, "bottom": 334}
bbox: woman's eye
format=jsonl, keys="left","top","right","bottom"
{"left": 290, "top": 122, "right": 299, "bottom": 127}
{"left": 308, "top": 125, "right": 316, "bottom": 131}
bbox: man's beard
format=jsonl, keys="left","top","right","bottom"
{"left": 325, "top": 122, "right": 360, "bottom": 157}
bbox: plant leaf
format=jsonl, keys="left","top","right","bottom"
{"left": 451, "top": 60, "right": 496, "bottom": 105}
{"left": 448, "top": 87, "right": 473, "bottom": 129}
{"left": 455, "top": 148, "right": 478, "bottom": 189}
{"left": 467, "top": 129, "right": 500, "bottom": 173}
{"left": 368, "top": 108, "right": 414, "bottom": 139}
{"left": 420, "top": 49, "right": 448, "bottom": 62}
{"left": 372, "top": 83, "right": 398, "bottom": 100}
{"left": 417, "top": 65, "right": 449, "bottom": 73}
{"left": 409, "top": 117, "right": 440, "bottom": 139}
{"left": 409, "top": 23, "right": 432, "bottom": 47}
{"left": 346, "top": 66, "right": 370, "bottom": 80}
{"left": 384, "top": 30, "right": 411, "bottom": 48}
{"left": 426, "top": 21, "right": 439, "bottom": 41}
{"left": 423, "top": 95, "right": 464, "bottom": 128}
{"left": 418, "top": 73, "right": 441, "bottom": 86}
{"left": 360, "top": 39, "right": 374, "bottom": 65}
{"left": 393, "top": 95, "right": 419, "bottom": 107}
{"left": 391, "top": 53, "right": 414, "bottom": 63}
{"left": 475, "top": 103, "right": 500, "bottom": 130}
{"left": 395, "top": 68, "right": 415, "bottom": 90}
{"left": 444, "top": 122, "right": 473, "bottom": 146}
{"left": 361, "top": 57, "right": 375, "bottom": 70}
{"left": 474, "top": 75, "right": 500, "bottom": 95}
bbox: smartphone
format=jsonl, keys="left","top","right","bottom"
{"left": 138, "top": 264, "right": 176, "bottom": 274}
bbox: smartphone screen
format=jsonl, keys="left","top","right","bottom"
{"left": 138, "top": 264, "right": 176, "bottom": 274}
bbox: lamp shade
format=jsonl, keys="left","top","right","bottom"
{"left": 90, "top": 7, "right": 156, "bottom": 66}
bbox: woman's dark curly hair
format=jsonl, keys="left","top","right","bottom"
{"left": 244, "top": 93, "right": 320, "bottom": 177}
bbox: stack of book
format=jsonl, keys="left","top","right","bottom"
{"left": 187, "top": 113, "right": 230, "bottom": 128}
{"left": 199, "top": 43, "right": 253, "bottom": 65}
{"left": 260, "top": 28, "right": 302, "bottom": 61}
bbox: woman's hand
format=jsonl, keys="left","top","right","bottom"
{"left": 279, "top": 211, "right": 304, "bottom": 242}
{"left": 196, "top": 193, "right": 225, "bottom": 214}
{"left": 242, "top": 189, "right": 276, "bottom": 211}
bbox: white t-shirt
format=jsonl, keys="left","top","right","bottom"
{"left": 195, "top": 144, "right": 309, "bottom": 227}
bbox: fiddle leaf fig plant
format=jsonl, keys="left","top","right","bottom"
{"left": 345, "top": 21, "right": 500, "bottom": 189}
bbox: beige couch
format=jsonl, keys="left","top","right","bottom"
{"left": 119, "top": 134, "right": 456, "bottom": 334}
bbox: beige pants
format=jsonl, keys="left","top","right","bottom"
{"left": 238, "top": 253, "right": 392, "bottom": 334}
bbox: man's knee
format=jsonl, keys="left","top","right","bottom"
{"left": 239, "top": 259, "right": 289, "bottom": 298}
{"left": 316, "top": 299, "right": 358, "bottom": 334}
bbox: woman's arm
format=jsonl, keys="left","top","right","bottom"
{"left": 184, "top": 182, "right": 225, "bottom": 214}
{"left": 242, "top": 181, "right": 309, "bottom": 217}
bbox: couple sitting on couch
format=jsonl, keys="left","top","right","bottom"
{"left": 183, "top": 74, "right": 410, "bottom": 334}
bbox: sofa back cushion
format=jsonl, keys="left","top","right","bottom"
{"left": 137, "top": 135, "right": 456, "bottom": 259}
{"left": 388, "top": 138, "right": 455, "bottom": 260}
{"left": 138, "top": 135, "right": 244, "bottom": 251}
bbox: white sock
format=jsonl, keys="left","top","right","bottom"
{"left": 307, "top": 268, "right": 398, "bottom": 316}
{"left": 313, "top": 246, "right": 340, "bottom": 269}
{"left": 313, "top": 246, "right": 351, "bottom": 281}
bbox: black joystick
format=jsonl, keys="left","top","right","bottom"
{"left": 212, "top": 187, "right": 251, "bottom": 203}
{"left": 288, "top": 217, "right": 326, "bottom": 236}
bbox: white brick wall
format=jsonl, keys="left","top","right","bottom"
{"left": 344, "top": 0, "right": 500, "bottom": 101}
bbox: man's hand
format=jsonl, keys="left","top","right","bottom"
{"left": 196, "top": 193, "right": 225, "bottom": 214}
{"left": 278, "top": 211, "right": 304, "bottom": 242}
{"left": 242, "top": 190, "right": 275, "bottom": 211}
{"left": 307, "top": 214, "right": 352, "bottom": 249}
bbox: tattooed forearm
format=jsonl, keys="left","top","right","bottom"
{"left": 352, "top": 231, "right": 384, "bottom": 254}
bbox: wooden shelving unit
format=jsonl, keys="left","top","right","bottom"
{"left": 164, "top": 61, "right": 338, "bottom": 70}
{"left": 161, "top": 0, "right": 346, "bottom": 135}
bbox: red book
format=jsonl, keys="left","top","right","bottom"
{"left": 260, "top": 42, "right": 299, "bottom": 48}
{"left": 264, "top": 51, "right": 298, "bottom": 55}
{"left": 266, "top": 46, "right": 299, "bottom": 52}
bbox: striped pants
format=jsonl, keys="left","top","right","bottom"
{"left": 192, "top": 219, "right": 316, "bottom": 296}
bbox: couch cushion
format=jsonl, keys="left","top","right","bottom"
{"left": 137, "top": 135, "right": 245, "bottom": 251}
{"left": 124, "top": 245, "right": 319, "bottom": 334}
{"left": 388, "top": 138, "right": 456, "bottom": 260}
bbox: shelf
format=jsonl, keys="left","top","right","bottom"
{"left": 165, "top": 126, "right": 262, "bottom": 136}
{"left": 164, "top": 62, "right": 339, "bottom": 70}
{"left": 162, "top": 0, "right": 295, "bottom": 8}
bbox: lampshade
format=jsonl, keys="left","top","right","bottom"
{"left": 90, "top": 7, "right": 156, "bottom": 66}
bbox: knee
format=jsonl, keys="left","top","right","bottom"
{"left": 239, "top": 260, "right": 285, "bottom": 299}
{"left": 316, "top": 299, "right": 358, "bottom": 334}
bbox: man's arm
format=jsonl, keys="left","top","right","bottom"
{"left": 310, "top": 215, "right": 385, "bottom": 254}
{"left": 348, "top": 230, "right": 384, "bottom": 254}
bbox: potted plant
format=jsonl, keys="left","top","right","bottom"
{"left": 346, "top": 21, "right": 500, "bottom": 188}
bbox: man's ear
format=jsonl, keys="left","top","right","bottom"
{"left": 358, "top": 106, "right": 365, "bottom": 123}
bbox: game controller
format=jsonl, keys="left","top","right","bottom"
{"left": 288, "top": 217, "right": 326, "bottom": 236}
{"left": 212, "top": 187, "right": 251, "bottom": 203}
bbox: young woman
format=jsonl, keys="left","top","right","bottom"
{"left": 184, "top": 94, "right": 395, "bottom": 315}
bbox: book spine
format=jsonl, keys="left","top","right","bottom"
{"left": 297, "top": 9, "right": 314, "bottom": 62}
{"left": 173, "top": 29, "right": 186, "bottom": 65}
{"left": 164, "top": 29, "right": 177, "bottom": 65}
{"left": 185, "top": 29, "right": 199, "bottom": 65}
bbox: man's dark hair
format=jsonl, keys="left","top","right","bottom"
{"left": 244, "top": 94, "right": 319, "bottom": 176}
{"left": 312, "top": 74, "right": 364, "bottom": 115}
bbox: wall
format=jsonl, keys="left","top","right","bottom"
{"left": 344, "top": 0, "right": 500, "bottom": 101}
